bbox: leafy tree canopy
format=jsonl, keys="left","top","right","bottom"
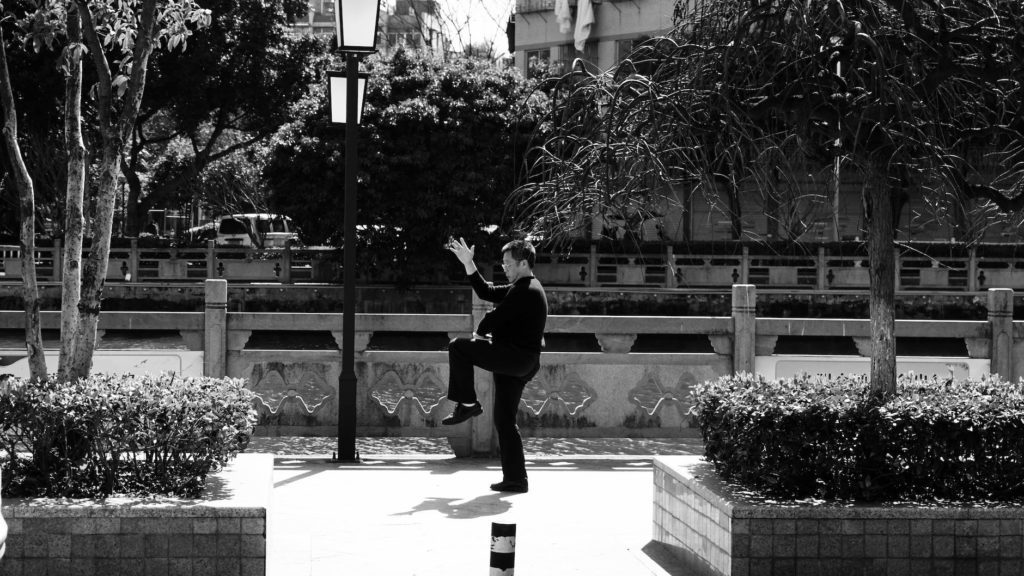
{"left": 265, "top": 48, "right": 548, "bottom": 283}
{"left": 123, "top": 0, "right": 326, "bottom": 233}
{"left": 509, "top": 0, "right": 1024, "bottom": 396}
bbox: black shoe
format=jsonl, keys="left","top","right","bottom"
{"left": 441, "top": 402, "right": 483, "bottom": 425}
{"left": 490, "top": 479, "right": 529, "bottom": 493}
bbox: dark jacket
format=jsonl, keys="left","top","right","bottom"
{"left": 468, "top": 271, "right": 547, "bottom": 354}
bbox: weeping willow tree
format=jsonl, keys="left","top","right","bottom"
{"left": 510, "top": 0, "right": 1024, "bottom": 397}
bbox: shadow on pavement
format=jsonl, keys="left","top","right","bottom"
{"left": 249, "top": 435, "right": 704, "bottom": 457}
{"left": 641, "top": 540, "right": 690, "bottom": 576}
{"left": 391, "top": 492, "right": 516, "bottom": 520}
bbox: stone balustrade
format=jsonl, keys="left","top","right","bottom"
{"left": 0, "top": 281, "right": 1018, "bottom": 458}
{"left": 7, "top": 241, "right": 1024, "bottom": 291}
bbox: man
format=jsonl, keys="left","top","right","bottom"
{"left": 442, "top": 237, "right": 547, "bottom": 494}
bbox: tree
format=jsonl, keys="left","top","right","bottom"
{"left": 0, "top": 31, "right": 66, "bottom": 241}
{"left": 120, "top": 0, "right": 322, "bottom": 235}
{"left": 0, "top": 19, "right": 46, "bottom": 379}
{"left": 264, "top": 48, "right": 547, "bottom": 283}
{"left": 512, "top": 0, "right": 1024, "bottom": 396}
{"left": 3, "top": 0, "right": 211, "bottom": 381}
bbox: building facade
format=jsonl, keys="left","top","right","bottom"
{"left": 512, "top": 0, "right": 675, "bottom": 77}
{"left": 289, "top": 0, "right": 447, "bottom": 54}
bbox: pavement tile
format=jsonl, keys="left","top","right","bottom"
{"left": 265, "top": 448, "right": 685, "bottom": 576}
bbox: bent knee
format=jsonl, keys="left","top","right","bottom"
{"left": 448, "top": 336, "right": 472, "bottom": 353}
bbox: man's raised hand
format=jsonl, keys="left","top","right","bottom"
{"left": 446, "top": 236, "right": 476, "bottom": 270}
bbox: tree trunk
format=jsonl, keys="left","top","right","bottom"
{"left": 71, "top": 149, "right": 119, "bottom": 376}
{"left": 59, "top": 7, "right": 86, "bottom": 380}
{"left": 70, "top": 0, "right": 158, "bottom": 376}
{"left": 0, "top": 27, "right": 46, "bottom": 381}
{"left": 867, "top": 175, "right": 897, "bottom": 398}
{"left": 124, "top": 158, "right": 143, "bottom": 236}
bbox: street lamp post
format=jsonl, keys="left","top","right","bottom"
{"left": 328, "top": 0, "right": 381, "bottom": 462}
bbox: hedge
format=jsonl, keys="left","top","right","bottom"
{"left": 692, "top": 372, "right": 1024, "bottom": 502}
{"left": 0, "top": 373, "right": 256, "bottom": 498}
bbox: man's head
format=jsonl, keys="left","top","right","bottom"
{"left": 500, "top": 240, "right": 536, "bottom": 283}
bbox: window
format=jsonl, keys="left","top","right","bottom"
{"left": 616, "top": 39, "right": 639, "bottom": 62}
{"left": 581, "top": 41, "right": 599, "bottom": 73}
{"left": 219, "top": 218, "right": 249, "bottom": 235}
{"left": 525, "top": 49, "right": 550, "bottom": 79}
{"left": 616, "top": 36, "right": 651, "bottom": 63}
{"left": 551, "top": 44, "right": 574, "bottom": 75}
{"left": 387, "top": 32, "right": 423, "bottom": 47}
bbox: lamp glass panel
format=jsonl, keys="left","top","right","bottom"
{"left": 339, "top": 0, "right": 379, "bottom": 50}
{"left": 329, "top": 75, "right": 367, "bottom": 124}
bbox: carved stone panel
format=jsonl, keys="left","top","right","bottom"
{"left": 755, "top": 335, "right": 778, "bottom": 356}
{"left": 707, "top": 335, "right": 732, "bottom": 355}
{"left": 331, "top": 331, "right": 373, "bottom": 353}
{"left": 519, "top": 366, "right": 596, "bottom": 428}
{"left": 853, "top": 337, "right": 872, "bottom": 357}
{"left": 228, "top": 330, "right": 252, "bottom": 351}
{"left": 627, "top": 369, "right": 698, "bottom": 429}
{"left": 964, "top": 337, "right": 990, "bottom": 359}
{"left": 250, "top": 362, "right": 334, "bottom": 426}
{"left": 367, "top": 364, "right": 446, "bottom": 417}
{"left": 595, "top": 333, "right": 637, "bottom": 354}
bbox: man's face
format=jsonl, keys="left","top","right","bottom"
{"left": 501, "top": 252, "right": 529, "bottom": 282}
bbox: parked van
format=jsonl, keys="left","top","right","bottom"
{"left": 185, "top": 213, "right": 300, "bottom": 248}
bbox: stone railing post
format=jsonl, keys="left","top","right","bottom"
{"left": 466, "top": 291, "right": 497, "bottom": 456}
{"left": 588, "top": 243, "right": 598, "bottom": 287}
{"left": 206, "top": 240, "right": 217, "bottom": 279}
{"left": 204, "top": 279, "right": 228, "bottom": 378}
{"left": 988, "top": 288, "right": 1013, "bottom": 380}
{"left": 894, "top": 248, "right": 902, "bottom": 292}
{"left": 128, "top": 238, "right": 139, "bottom": 282}
{"left": 665, "top": 245, "right": 677, "bottom": 288}
{"left": 281, "top": 245, "right": 293, "bottom": 284}
{"left": 968, "top": 248, "right": 978, "bottom": 292}
{"left": 740, "top": 246, "right": 750, "bottom": 284}
{"left": 816, "top": 245, "right": 827, "bottom": 290}
{"left": 52, "top": 239, "right": 62, "bottom": 284}
{"left": 732, "top": 284, "right": 756, "bottom": 374}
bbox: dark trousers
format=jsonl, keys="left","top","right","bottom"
{"left": 447, "top": 337, "right": 539, "bottom": 481}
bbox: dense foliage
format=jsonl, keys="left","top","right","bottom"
{"left": 0, "top": 373, "right": 255, "bottom": 498}
{"left": 124, "top": 0, "right": 324, "bottom": 233}
{"left": 264, "top": 48, "right": 548, "bottom": 283}
{"left": 692, "top": 373, "right": 1024, "bottom": 503}
{"left": 511, "top": 0, "right": 1024, "bottom": 395}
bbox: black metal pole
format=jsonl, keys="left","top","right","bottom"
{"left": 338, "top": 52, "right": 359, "bottom": 461}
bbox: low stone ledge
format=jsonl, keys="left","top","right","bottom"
{"left": 1, "top": 452, "right": 272, "bottom": 576}
{"left": 652, "top": 455, "right": 1024, "bottom": 576}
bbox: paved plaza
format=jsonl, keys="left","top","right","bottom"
{"left": 249, "top": 437, "right": 701, "bottom": 576}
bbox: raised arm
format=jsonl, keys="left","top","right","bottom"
{"left": 446, "top": 236, "right": 510, "bottom": 303}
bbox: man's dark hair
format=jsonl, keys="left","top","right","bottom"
{"left": 501, "top": 239, "right": 536, "bottom": 268}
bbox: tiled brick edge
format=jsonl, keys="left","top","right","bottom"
{"left": 653, "top": 455, "right": 1024, "bottom": 576}
{"left": 1, "top": 453, "right": 271, "bottom": 576}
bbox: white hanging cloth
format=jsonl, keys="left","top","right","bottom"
{"left": 574, "top": 0, "right": 595, "bottom": 51}
{"left": 555, "top": 0, "right": 572, "bottom": 34}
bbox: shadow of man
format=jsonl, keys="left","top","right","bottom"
{"left": 392, "top": 492, "right": 517, "bottom": 520}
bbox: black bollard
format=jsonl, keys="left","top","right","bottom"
{"left": 490, "top": 522, "right": 516, "bottom": 575}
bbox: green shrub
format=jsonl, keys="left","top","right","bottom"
{"left": 692, "top": 372, "right": 1024, "bottom": 502}
{"left": 0, "top": 373, "right": 256, "bottom": 498}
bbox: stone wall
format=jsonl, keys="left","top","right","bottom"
{"left": 653, "top": 455, "right": 1024, "bottom": 576}
{"left": 0, "top": 454, "right": 272, "bottom": 576}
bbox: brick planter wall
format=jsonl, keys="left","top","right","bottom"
{"left": 653, "top": 455, "right": 1024, "bottom": 576}
{"left": 0, "top": 453, "right": 272, "bottom": 576}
